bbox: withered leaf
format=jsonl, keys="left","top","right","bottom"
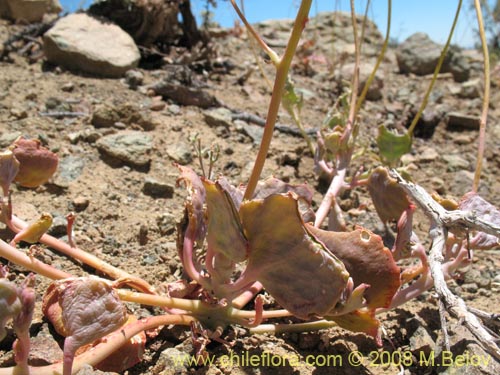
{"left": 239, "top": 193, "right": 349, "bottom": 319}
{"left": 203, "top": 179, "right": 247, "bottom": 263}
{"left": 307, "top": 225, "right": 400, "bottom": 310}
{"left": 367, "top": 166, "right": 412, "bottom": 223}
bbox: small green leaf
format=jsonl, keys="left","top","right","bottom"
{"left": 282, "top": 80, "right": 303, "bottom": 113}
{"left": 376, "top": 125, "right": 412, "bottom": 167}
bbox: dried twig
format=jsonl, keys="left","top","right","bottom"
{"left": 391, "top": 169, "right": 500, "bottom": 360}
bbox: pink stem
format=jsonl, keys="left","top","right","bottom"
{"left": 314, "top": 168, "right": 347, "bottom": 228}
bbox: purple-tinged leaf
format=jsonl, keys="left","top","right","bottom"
{"left": 459, "top": 192, "right": 500, "bottom": 249}
{"left": 10, "top": 137, "right": 58, "bottom": 188}
{"left": 176, "top": 165, "right": 207, "bottom": 244}
{"left": 307, "top": 225, "right": 400, "bottom": 310}
{"left": 367, "top": 166, "right": 412, "bottom": 223}
{"left": 42, "top": 277, "right": 128, "bottom": 375}
{"left": 239, "top": 193, "right": 349, "bottom": 319}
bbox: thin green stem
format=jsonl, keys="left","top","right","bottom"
{"left": 229, "top": 0, "right": 280, "bottom": 64}
{"left": 355, "top": 0, "right": 391, "bottom": 113}
{"left": 243, "top": 0, "right": 312, "bottom": 200}
{"left": 472, "top": 0, "right": 490, "bottom": 192}
{"left": 250, "top": 319, "right": 338, "bottom": 334}
{"left": 407, "top": 0, "right": 462, "bottom": 136}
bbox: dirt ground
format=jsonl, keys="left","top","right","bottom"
{"left": 1, "top": 13, "right": 500, "bottom": 375}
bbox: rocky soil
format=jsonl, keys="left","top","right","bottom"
{"left": 1, "top": 9, "right": 500, "bottom": 375}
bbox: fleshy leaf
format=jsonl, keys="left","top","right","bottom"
{"left": 176, "top": 165, "right": 207, "bottom": 243}
{"left": 239, "top": 193, "right": 349, "bottom": 319}
{"left": 0, "top": 279, "right": 22, "bottom": 341}
{"left": 328, "top": 310, "right": 381, "bottom": 345}
{"left": 367, "top": 166, "right": 412, "bottom": 223}
{"left": 376, "top": 125, "right": 412, "bottom": 167}
{"left": 202, "top": 179, "right": 247, "bottom": 287}
{"left": 253, "top": 177, "right": 315, "bottom": 223}
{"left": 0, "top": 150, "right": 20, "bottom": 196}
{"left": 307, "top": 225, "right": 400, "bottom": 310}
{"left": 42, "top": 277, "right": 128, "bottom": 375}
{"left": 203, "top": 179, "right": 247, "bottom": 263}
{"left": 459, "top": 192, "right": 500, "bottom": 249}
{"left": 10, "top": 137, "right": 58, "bottom": 188}
{"left": 11, "top": 212, "right": 53, "bottom": 246}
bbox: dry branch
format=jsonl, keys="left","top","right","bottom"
{"left": 391, "top": 169, "right": 500, "bottom": 360}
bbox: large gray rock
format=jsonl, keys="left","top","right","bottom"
{"left": 396, "top": 33, "right": 470, "bottom": 82}
{"left": 397, "top": 33, "right": 451, "bottom": 76}
{"left": 43, "top": 13, "right": 140, "bottom": 78}
{"left": 96, "top": 131, "right": 153, "bottom": 167}
{"left": 0, "top": 0, "right": 61, "bottom": 22}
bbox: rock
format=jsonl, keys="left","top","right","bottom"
{"left": 116, "top": 103, "right": 157, "bottom": 131}
{"left": 48, "top": 214, "right": 67, "bottom": 237}
{"left": 124, "top": 69, "right": 144, "bottom": 89}
{"left": 0, "top": 0, "right": 61, "bottom": 23}
{"left": 75, "top": 364, "right": 119, "bottom": 375}
{"left": 336, "top": 61, "right": 384, "bottom": 101}
{"left": 448, "top": 50, "right": 471, "bottom": 83}
{"left": 70, "top": 196, "right": 89, "bottom": 212}
{"left": 149, "top": 97, "right": 166, "bottom": 111}
{"left": 96, "top": 131, "right": 153, "bottom": 168}
{"left": 43, "top": 13, "right": 140, "bottom": 78}
{"left": 92, "top": 103, "right": 157, "bottom": 131}
{"left": 54, "top": 155, "right": 85, "bottom": 187}
{"left": 458, "top": 79, "right": 481, "bottom": 99}
{"left": 143, "top": 178, "right": 174, "bottom": 198}
{"left": 156, "top": 213, "right": 177, "bottom": 236}
{"left": 154, "top": 348, "right": 189, "bottom": 375}
{"left": 234, "top": 120, "right": 263, "bottom": 144}
{"left": 409, "top": 325, "right": 435, "bottom": 355}
{"left": 397, "top": 33, "right": 446, "bottom": 76}
{"left": 150, "top": 83, "right": 219, "bottom": 108}
{"left": 166, "top": 141, "right": 192, "bottom": 165}
{"left": 92, "top": 104, "right": 121, "bottom": 128}
{"left": 417, "top": 147, "right": 439, "bottom": 162}
{"left": 463, "top": 268, "right": 490, "bottom": 289}
{"left": 203, "top": 107, "right": 233, "bottom": 128}
{"left": 0, "top": 131, "right": 21, "bottom": 148}
{"left": 28, "top": 329, "right": 63, "bottom": 365}
{"left": 396, "top": 33, "right": 467, "bottom": 81}
{"left": 443, "top": 154, "right": 469, "bottom": 171}
{"left": 446, "top": 112, "right": 481, "bottom": 130}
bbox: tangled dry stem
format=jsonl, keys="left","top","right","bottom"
{"left": 391, "top": 169, "right": 500, "bottom": 360}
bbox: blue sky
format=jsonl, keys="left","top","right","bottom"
{"left": 60, "top": 0, "right": 489, "bottom": 48}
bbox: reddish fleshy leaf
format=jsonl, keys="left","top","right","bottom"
{"left": 10, "top": 137, "right": 58, "bottom": 188}
{"left": 239, "top": 193, "right": 349, "bottom": 319}
{"left": 307, "top": 225, "right": 400, "bottom": 310}
{"left": 367, "top": 166, "right": 412, "bottom": 223}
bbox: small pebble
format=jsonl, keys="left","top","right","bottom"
{"left": 72, "top": 196, "right": 90, "bottom": 212}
